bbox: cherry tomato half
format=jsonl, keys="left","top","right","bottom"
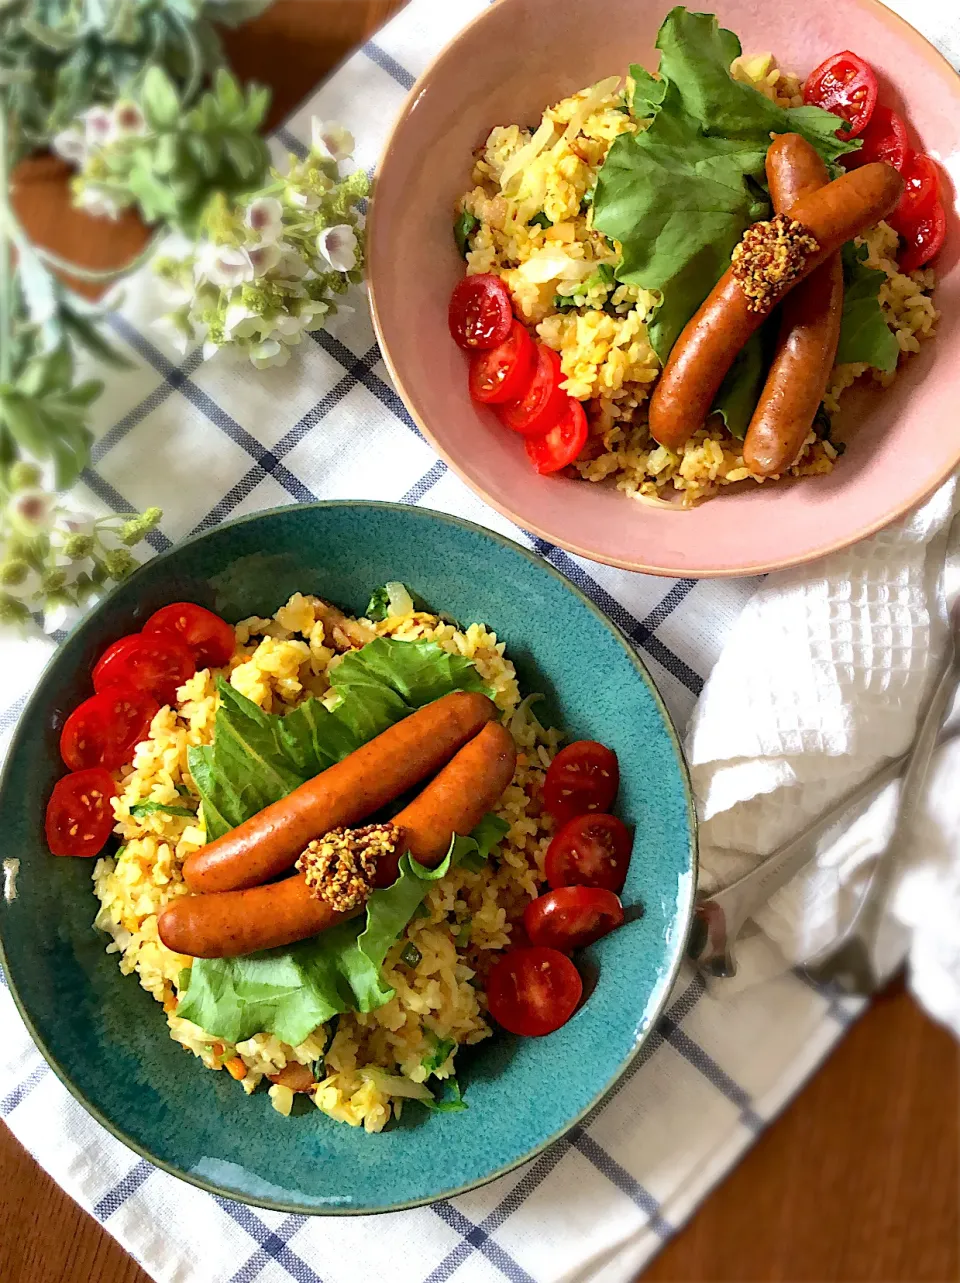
{"left": 889, "top": 153, "right": 941, "bottom": 235}
{"left": 143, "top": 602, "right": 236, "bottom": 669}
{"left": 545, "top": 812, "right": 633, "bottom": 894}
{"left": 803, "top": 50, "right": 878, "bottom": 138}
{"left": 449, "top": 274, "right": 514, "bottom": 350}
{"left": 60, "top": 685, "right": 159, "bottom": 772}
{"left": 843, "top": 105, "right": 909, "bottom": 172}
{"left": 543, "top": 739, "right": 619, "bottom": 827}
{"left": 93, "top": 632, "right": 196, "bottom": 707}
{"left": 468, "top": 320, "right": 535, "bottom": 404}
{"left": 498, "top": 344, "right": 567, "bottom": 437}
{"left": 898, "top": 199, "right": 946, "bottom": 273}
{"left": 45, "top": 767, "right": 117, "bottom": 857}
{"left": 525, "top": 397, "right": 588, "bottom": 474}
{"left": 485, "top": 946, "right": 582, "bottom": 1036}
{"left": 524, "top": 886, "right": 624, "bottom": 952}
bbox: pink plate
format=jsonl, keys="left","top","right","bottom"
{"left": 368, "top": 0, "right": 960, "bottom": 577}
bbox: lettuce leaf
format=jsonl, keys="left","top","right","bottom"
{"left": 594, "top": 7, "right": 859, "bottom": 361}
{"left": 188, "top": 638, "right": 490, "bottom": 841}
{"left": 177, "top": 821, "right": 508, "bottom": 1046}
{"left": 836, "top": 241, "right": 900, "bottom": 373}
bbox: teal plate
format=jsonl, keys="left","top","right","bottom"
{"left": 0, "top": 502, "right": 696, "bottom": 1214}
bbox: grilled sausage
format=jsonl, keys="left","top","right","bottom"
{"left": 183, "top": 690, "right": 497, "bottom": 893}
{"left": 159, "top": 721, "right": 517, "bottom": 958}
{"left": 743, "top": 135, "right": 844, "bottom": 476}
{"left": 648, "top": 160, "right": 903, "bottom": 450}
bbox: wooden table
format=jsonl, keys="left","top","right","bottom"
{"left": 4, "top": 3, "right": 959, "bottom": 1279}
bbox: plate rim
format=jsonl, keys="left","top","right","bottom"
{"left": 0, "top": 498, "right": 699, "bottom": 1215}
{"left": 367, "top": 0, "right": 960, "bottom": 579}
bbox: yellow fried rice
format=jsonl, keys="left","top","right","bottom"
{"left": 92, "top": 593, "right": 560, "bottom": 1132}
{"left": 456, "top": 55, "right": 938, "bottom": 506}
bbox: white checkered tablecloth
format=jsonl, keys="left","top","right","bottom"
{"left": 1, "top": 2, "right": 955, "bottom": 1280}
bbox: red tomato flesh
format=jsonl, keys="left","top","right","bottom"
{"left": 898, "top": 199, "right": 946, "bottom": 272}
{"left": 45, "top": 767, "right": 117, "bottom": 857}
{"left": 890, "top": 152, "right": 941, "bottom": 233}
{"left": 546, "top": 812, "right": 633, "bottom": 894}
{"left": 449, "top": 274, "right": 513, "bottom": 350}
{"left": 843, "top": 105, "right": 909, "bottom": 172}
{"left": 468, "top": 320, "right": 535, "bottom": 404}
{"left": 525, "top": 397, "right": 588, "bottom": 475}
{"left": 60, "top": 685, "right": 158, "bottom": 772}
{"left": 144, "top": 603, "right": 236, "bottom": 669}
{"left": 543, "top": 739, "right": 619, "bottom": 827}
{"left": 93, "top": 632, "right": 196, "bottom": 707}
{"left": 485, "top": 946, "right": 582, "bottom": 1036}
{"left": 803, "top": 50, "right": 878, "bottom": 138}
{"left": 498, "top": 344, "right": 567, "bottom": 437}
{"left": 524, "top": 886, "right": 624, "bottom": 952}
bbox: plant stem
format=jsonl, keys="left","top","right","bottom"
{"left": 0, "top": 103, "right": 12, "bottom": 386}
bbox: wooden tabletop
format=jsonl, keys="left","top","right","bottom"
{"left": 4, "top": 3, "right": 959, "bottom": 1280}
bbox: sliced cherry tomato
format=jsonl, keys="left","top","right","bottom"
{"left": 543, "top": 740, "right": 619, "bottom": 827}
{"left": 525, "top": 397, "right": 588, "bottom": 474}
{"left": 524, "top": 886, "right": 624, "bottom": 952}
{"left": 485, "top": 946, "right": 582, "bottom": 1036}
{"left": 890, "top": 153, "right": 941, "bottom": 235}
{"left": 898, "top": 199, "right": 946, "bottom": 272}
{"left": 143, "top": 602, "right": 236, "bottom": 669}
{"left": 498, "top": 344, "right": 567, "bottom": 438}
{"left": 45, "top": 767, "right": 117, "bottom": 857}
{"left": 803, "top": 51, "right": 878, "bottom": 138}
{"left": 843, "top": 105, "right": 909, "bottom": 172}
{"left": 93, "top": 632, "right": 196, "bottom": 706}
{"left": 60, "top": 685, "right": 159, "bottom": 772}
{"left": 468, "top": 320, "right": 535, "bottom": 404}
{"left": 449, "top": 274, "right": 513, "bottom": 350}
{"left": 545, "top": 813, "right": 633, "bottom": 894}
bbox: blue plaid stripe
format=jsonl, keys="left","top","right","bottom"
{"left": 362, "top": 39, "right": 416, "bottom": 89}
{"left": 93, "top": 1159, "right": 152, "bottom": 1218}
{"left": 218, "top": 1202, "right": 321, "bottom": 1283}
{"left": 0, "top": 1063, "right": 46, "bottom": 1114}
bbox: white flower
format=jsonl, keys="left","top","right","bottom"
{"left": 194, "top": 243, "right": 255, "bottom": 288}
{"left": 245, "top": 197, "right": 284, "bottom": 244}
{"left": 310, "top": 119, "right": 354, "bottom": 163}
{"left": 82, "top": 105, "right": 115, "bottom": 148}
{"left": 2, "top": 565, "right": 42, "bottom": 602}
{"left": 224, "top": 302, "right": 263, "bottom": 339}
{"left": 43, "top": 600, "right": 85, "bottom": 636}
{"left": 112, "top": 101, "right": 147, "bottom": 138}
{"left": 247, "top": 241, "right": 282, "bottom": 277}
{"left": 316, "top": 224, "right": 358, "bottom": 273}
{"left": 152, "top": 313, "right": 192, "bottom": 356}
{"left": 297, "top": 300, "right": 329, "bottom": 331}
{"left": 52, "top": 126, "right": 86, "bottom": 166}
{"left": 288, "top": 189, "right": 322, "bottom": 211}
{"left": 202, "top": 339, "right": 221, "bottom": 362}
{"left": 270, "top": 313, "right": 305, "bottom": 343}
{"left": 273, "top": 244, "right": 311, "bottom": 281}
{"left": 249, "top": 339, "right": 292, "bottom": 370}
{"left": 9, "top": 488, "right": 55, "bottom": 536}
{"left": 78, "top": 185, "right": 121, "bottom": 220}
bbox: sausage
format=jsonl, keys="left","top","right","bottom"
{"left": 183, "top": 690, "right": 497, "bottom": 893}
{"left": 648, "top": 159, "right": 903, "bottom": 450}
{"left": 160, "top": 720, "right": 518, "bottom": 958}
{"left": 743, "top": 135, "right": 845, "bottom": 477}
{"left": 375, "top": 720, "right": 517, "bottom": 885}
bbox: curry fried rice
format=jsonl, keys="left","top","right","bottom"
{"left": 92, "top": 593, "right": 560, "bottom": 1131}
{"left": 457, "top": 55, "right": 938, "bottom": 506}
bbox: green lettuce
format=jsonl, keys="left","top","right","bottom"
{"left": 593, "top": 7, "right": 859, "bottom": 361}
{"left": 177, "top": 820, "right": 508, "bottom": 1046}
{"left": 836, "top": 242, "right": 900, "bottom": 373}
{"left": 188, "top": 637, "right": 489, "bottom": 841}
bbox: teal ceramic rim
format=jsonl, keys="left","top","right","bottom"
{"left": 0, "top": 499, "right": 699, "bottom": 1216}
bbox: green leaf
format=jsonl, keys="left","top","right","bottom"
{"left": 710, "top": 322, "right": 776, "bottom": 439}
{"left": 836, "top": 242, "right": 900, "bottom": 374}
{"left": 188, "top": 637, "right": 490, "bottom": 841}
{"left": 453, "top": 210, "right": 480, "bottom": 259}
{"left": 214, "top": 67, "right": 244, "bottom": 117}
{"left": 421, "top": 1037, "right": 455, "bottom": 1075}
{"left": 1, "top": 395, "right": 48, "bottom": 456}
{"left": 628, "top": 63, "right": 667, "bottom": 118}
{"left": 129, "top": 801, "right": 198, "bottom": 819}
{"left": 593, "top": 6, "right": 859, "bottom": 362}
{"left": 422, "top": 1076, "right": 468, "bottom": 1113}
{"left": 141, "top": 65, "right": 181, "bottom": 129}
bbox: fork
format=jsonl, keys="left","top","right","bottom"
{"left": 805, "top": 607, "right": 960, "bottom": 993}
